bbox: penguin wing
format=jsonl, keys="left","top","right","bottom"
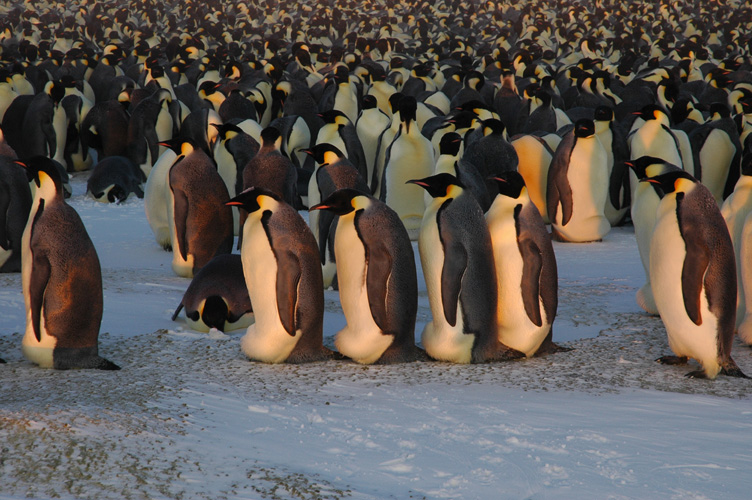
{"left": 440, "top": 230, "right": 468, "bottom": 327}
{"left": 172, "top": 187, "right": 190, "bottom": 261}
{"left": 519, "top": 237, "right": 544, "bottom": 327}
{"left": 680, "top": 221, "right": 709, "bottom": 326}
{"left": 546, "top": 138, "right": 574, "bottom": 225}
{"left": 29, "top": 248, "right": 51, "bottom": 343}
{"left": 275, "top": 249, "right": 302, "bottom": 336}
{"left": 365, "top": 242, "right": 393, "bottom": 333}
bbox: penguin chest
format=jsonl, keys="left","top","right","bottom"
{"left": 144, "top": 151, "right": 175, "bottom": 248}
{"left": 155, "top": 107, "right": 173, "bottom": 144}
{"left": 565, "top": 138, "right": 608, "bottom": 217}
{"left": 240, "top": 218, "right": 300, "bottom": 363}
{"left": 698, "top": 129, "right": 737, "bottom": 202}
{"left": 418, "top": 205, "right": 473, "bottom": 363}
{"left": 333, "top": 215, "right": 393, "bottom": 364}
{"left": 650, "top": 203, "right": 720, "bottom": 375}
{"left": 384, "top": 133, "right": 434, "bottom": 236}
{"left": 488, "top": 216, "right": 548, "bottom": 357}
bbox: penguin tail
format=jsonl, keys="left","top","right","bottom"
{"left": 720, "top": 358, "right": 749, "bottom": 379}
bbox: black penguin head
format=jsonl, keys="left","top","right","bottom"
{"left": 489, "top": 171, "right": 527, "bottom": 199}
{"left": 259, "top": 127, "right": 283, "bottom": 150}
{"left": 201, "top": 295, "right": 228, "bottom": 332}
{"left": 406, "top": 173, "right": 463, "bottom": 199}
{"left": 481, "top": 118, "right": 505, "bottom": 136}
{"left": 594, "top": 106, "right": 614, "bottom": 122}
{"left": 309, "top": 188, "right": 369, "bottom": 216}
{"left": 211, "top": 122, "right": 244, "bottom": 141}
{"left": 302, "top": 143, "right": 345, "bottom": 166}
{"left": 438, "top": 132, "right": 462, "bottom": 156}
{"left": 634, "top": 104, "right": 668, "bottom": 122}
{"left": 398, "top": 95, "right": 418, "bottom": 125}
{"left": 361, "top": 94, "right": 378, "bottom": 110}
{"left": 318, "top": 109, "right": 350, "bottom": 126}
{"left": 641, "top": 170, "right": 697, "bottom": 197}
{"left": 742, "top": 153, "right": 752, "bottom": 177}
{"left": 16, "top": 156, "right": 65, "bottom": 197}
{"left": 226, "top": 186, "right": 280, "bottom": 213}
{"left": 573, "top": 119, "right": 595, "bottom": 138}
{"left": 625, "top": 155, "right": 680, "bottom": 180}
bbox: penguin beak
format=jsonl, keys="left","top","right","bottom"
{"left": 406, "top": 179, "right": 428, "bottom": 187}
{"left": 14, "top": 160, "right": 27, "bottom": 168}
{"left": 308, "top": 203, "right": 329, "bottom": 211}
{"left": 641, "top": 178, "right": 659, "bottom": 184}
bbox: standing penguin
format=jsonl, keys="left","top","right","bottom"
{"left": 547, "top": 119, "right": 610, "bottom": 242}
{"left": 144, "top": 141, "right": 179, "bottom": 250}
{"left": 171, "top": 253, "right": 253, "bottom": 333}
{"left": 0, "top": 157, "right": 32, "bottom": 272}
{"left": 487, "top": 171, "right": 568, "bottom": 357}
{"left": 310, "top": 188, "right": 421, "bottom": 363}
{"left": 408, "top": 173, "right": 525, "bottom": 363}
{"left": 382, "top": 96, "right": 435, "bottom": 240}
{"left": 645, "top": 170, "right": 746, "bottom": 379}
{"left": 18, "top": 156, "right": 118, "bottom": 370}
{"left": 627, "top": 156, "right": 683, "bottom": 316}
{"left": 165, "top": 140, "right": 234, "bottom": 278}
{"left": 226, "top": 187, "right": 332, "bottom": 363}
{"left": 355, "top": 94, "right": 390, "bottom": 191}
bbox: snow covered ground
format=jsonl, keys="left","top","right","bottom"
{"left": 1, "top": 173, "right": 751, "bottom": 499}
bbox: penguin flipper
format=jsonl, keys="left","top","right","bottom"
{"left": 440, "top": 239, "right": 468, "bottom": 327}
{"left": 680, "top": 230, "right": 709, "bottom": 326}
{"left": 30, "top": 251, "right": 51, "bottom": 343}
{"left": 519, "top": 238, "right": 543, "bottom": 327}
{"left": 365, "top": 243, "right": 393, "bottom": 333}
{"left": 172, "top": 188, "right": 190, "bottom": 261}
{"left": 171, "top": 302, "right": 184, "bottom": 321}
{"left": 275, "top": 250, "right": 302, "bottom": 336}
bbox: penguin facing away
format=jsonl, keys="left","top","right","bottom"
{"left": 172, "top": 253, "right": 253, "bottom": 333}
{"left": 0, "top": 157, "right": 32, "bottom": 272}
{"left": 644, "top": 170, "right": 747, "bottom": 379}
{"left": 310, "top": 188, "right": 422, "bottom": 364}
{"left": 18, "top": 156, "right": 119, "bottom": 370}
{"left": 487, "top": 171, "right": 569, "bottom": 357}
{"left": 408, "top": 173, "right": 525, "bottom": 363}
{"left": 226, "top": 187, "right": 332, "bottom": 363}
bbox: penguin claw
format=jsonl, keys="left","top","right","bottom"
{"left": 684, "top": 370, "right": 708, "bottom": 379}
{"left": 720, "top": 359, "right": 749, "bottom": 379}
{"left": 656, "top": 355, "right": 689, "bottom": 365}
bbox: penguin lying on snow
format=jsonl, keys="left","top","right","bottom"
{"left": 18, "top": 156, "right": 119, "bottom": 370}
{"left": 172, "top": 254, "right": 253, "bottom": 333}
{"left": 86, "top": 156, "right": 145, "bottom": 203}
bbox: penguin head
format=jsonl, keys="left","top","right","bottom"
{"left": 318, "top": 109, "right": 350, "bottom": 127}
{"left": 302, "top": 143, "right": 345, "bottom": 166}
{"left": 407, "top": 173, "right": 463, "bottom": 199}
{"left": 625, "top": 155, "right": 681, "bottom": 180}
{"left": 641, "top": 170, "right": 697, "bottom": 197}
{"left": 634, "top": 104, "right": 669, "bottom": 123}
{"left": 16, "top": 156, "right": 65, "bottom": 199}
{"left": 489, "top": 171, "right": 527, "bottom": 199}
{"left": 309, "top": 188, "right": 370, "bottom": 216}
{"left": 593, "top": 106, "right": 614, "bottom": 122}
{"left": 481, "top": 118, "right": 505, "bottom": 137}
{"left": 226, "top": 186, "right": 280, "bottom": 214}
{"left": 398, "top": 95, "right": 418, "bottom": 127}
{"left": 362, "top": 94, "right": 378, "bottom": 110}
{"left": 573, "top": 119, "right": 596, "bottom": 138}
{"left": 438, "top": 132, "right": 462, "bottom": 157}
{"left": 259, "top": 127, "right": 283, "bottom": 151}
{"left": 201, "top": 295, "right": 228, "bottom": 332}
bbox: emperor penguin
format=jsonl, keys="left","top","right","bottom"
{"left": 171, "top": 253, "right": 254, "bottom": 333}
{"left": 593, "top": 106, "right": 630, "bottom": 226}
{"left": 165, "top": 140, "right": 234, "bottom": 278}
{"left": 628, "top": 105, "right": 684, "bottom": 193}
{"left": 86, "top": 156, "right": 144, "bottom": 204}
{"left": 18, "top": 156, "right": 119, "bottom": 370}
{"left": 355, "top": 94, "right": 390, "bottom": 191}
{"left": 511, "top": 133, "right": 558, "bottom": 223}
{"left": 310, "top": 188, "right": 421, "bottom": 363}
{"left": 144, "top": 142, "right": 179, "bottom": 250}
{"left": 487, "top": 171, "right": 569, "bottom": 357}
{"left": 226, "top": 187, "right": 332, "bottom": 363}
{"left": 381, "top": 96, "right": 435, "bottom": 240}
{"left": 547, "top": 119, "right": 610, "bottom": 243}
{"left": 644, "top": 170, "right": 747, "bottom": 379}
{"left": 408, "top": 173, "right": 525, "bottom": 363}
{"left": 627, "top": 156, "right": 683, "bottom": 316}
{"left": 315, "top": 109, "right": 368, "bottom": 182}
{"left": 0, "top": 157, "right": 32, "bottom": 272}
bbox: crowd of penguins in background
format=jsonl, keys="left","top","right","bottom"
{"left": 1, "top": 0, "right": 752, "bottom": 379}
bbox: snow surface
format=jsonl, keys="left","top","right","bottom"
{"left": 1, "top": 173, "right": 751, "bottom": 499}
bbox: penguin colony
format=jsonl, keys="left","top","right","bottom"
{"left": 0, "top": 0, "right": 751, "bottom": 379}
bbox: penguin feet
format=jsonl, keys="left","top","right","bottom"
{"left": 477, "top": 344, "right": 526, "bottom": 363}
{"left": 684, "top": 369, "right": 709, "bottom": 379}
{"left": 656, "top": 355, "right": 688, "bottom": 365}
{"left": 720, "top": 359, "right": 749, "bottom": 379}
{"left": 533, "top": 341, "right": 573, "bottom": 357}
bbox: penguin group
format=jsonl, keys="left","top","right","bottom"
{"left": 0, "top": 0, "right": 751, "bottom": 379}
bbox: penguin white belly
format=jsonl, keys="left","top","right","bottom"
{"left": 215, "top": 147, "right": 240, "bottom": 235}
{"left": 698, "top": 129, "right": 736, "bottom": 203}
{"left": 513, "top": 135, "right": 553, "bottom": 223}
{"left": 21, "top": 205, "right": 55, "bottom": 368}
{"left": 333, "top": 216, "right": 393, "bottom": 363}
{"left": 488, "top": 219, "right": 548, "bottom": 357}
{"left": 629, "top": 125, "right": 682, "bottom": 168}
{"left": 240, "top": 219, "right": 301, "bottom": 363}
{"left": 384, "top": 134, "right": 434, "bottom": 240}
{"left": 650, "top": 207, "right": 721, "bottom": 377}
{"left": 418, "top": 205, "right": 474, "bottom": 363}
{"left": 737, "top": 212, "right": 752, "bottom": 343}
{"left": 287, "top": 117, "right": 311, "bottom": 169}
{"left": 145, "top": 150, "right": 176, "bottom": 249}
{"left": 631, "top": 183, "right": 661, "bottom": 314}
{"left": 553, "top": 138, "right": 610, "bottom": 241}
{"left": 334, "top": 86, "right": 358, "bottom": 124}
